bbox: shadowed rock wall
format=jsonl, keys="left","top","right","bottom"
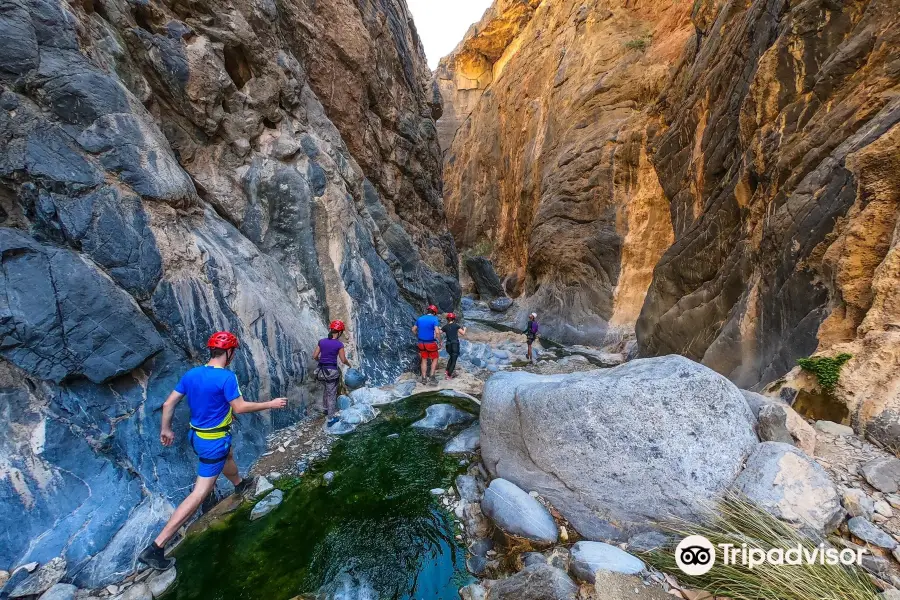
{"left": 0, "top": 0, "right": 456, "bottom": 584}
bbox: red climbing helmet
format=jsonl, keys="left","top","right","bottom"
{"left": 447, "top": 312, "right": 457, "bottom": 321}
{"left": 428, "top": 304, "right": 439, "bottom": 315}
{"left": 207, "top": 331, "right": 239, "bottom": 350}
{"left": 329, "top": 320, "right": 346, "bottom": 332}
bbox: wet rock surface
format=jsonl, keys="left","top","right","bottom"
{"left": 0, "top": 0, "right": 456, "bottom": 582}
{"left": 481, "top": 478, "right": 559, "bottom": 544}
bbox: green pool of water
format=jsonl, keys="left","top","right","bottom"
{"left": 164, "top": 394, "right": 478, "bottom": 600}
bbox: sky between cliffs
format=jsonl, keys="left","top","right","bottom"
{"left": 407, "top": 0, "right": 493, "bottom": 70}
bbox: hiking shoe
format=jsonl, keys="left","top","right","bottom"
{"left": 138, "top": 543, "right": 175, "bottom": 571}
{"left": 200, "top": 491, "right": 219, "bottom": 514}
{"left": 234, "top": 477, "right": 254, "bottom": 497}
{"left": 419, "top": 376, "right": 427, "bottom": 385}
{"left": 327, "top": 416, "right": 341, "bottom": 427}
{"left": 428, "top": 376, "right": 438, "bottom": 386}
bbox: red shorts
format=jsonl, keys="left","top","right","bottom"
{"left": 418, "top": 341, "right": 439, "bottom": 360}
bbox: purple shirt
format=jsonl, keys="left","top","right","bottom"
{"left": 318, "top": 338, "right": 344, "bottom": 367}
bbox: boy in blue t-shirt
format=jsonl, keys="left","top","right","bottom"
{"left": 412, "top": 304, "right": 442, "bottom": 385}
{"left": 138, "top": 331, "right": 287, "bottom": 570}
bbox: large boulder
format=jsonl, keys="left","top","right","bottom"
{"left": 743, "top": 391, "right": 816, "bottom": 455}
{"left": 480, "top": 356, "right": 758, "bottom": 539}
{"left": 732, "top": 442, "right": 843, "bottom": 532}
{"left": 482, "top": 479, "right": 558, "bottom": 544}
{"left": 489, "top": 297, "right": 514, "bottom": 313}
{"left": 465, "top": 256, "right": 505, "bottom": 299}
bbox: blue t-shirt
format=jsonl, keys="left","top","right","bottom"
{"left": 175, "top": 366, "right": 242, "bottom": 429}
{"left": 416, "top": 314, "right": 440, "bottom": 342}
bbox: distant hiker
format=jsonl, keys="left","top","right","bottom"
{"left": 413, "top": 304, "right": 442, "bottom": 385}
{"left": 442, "top": 313, "right": 466, "bottom": 379}
{"left": 524, "top": 313, "right": 539, "bottom": 362}
{"left": 313, "top": 320, "right": 353, "bottom": 426}
{"left": 139, "top": 331, "right": 287, "bottom": 570}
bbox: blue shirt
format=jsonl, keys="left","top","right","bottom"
{"left": 175, "top": 366, "right": 241, "bottom": 429}
{"left": 416, "top": 314, "right": 440, "bottom": 342}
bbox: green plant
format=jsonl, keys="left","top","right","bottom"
{"left": 797, "top": 353, "right": 852, "bottom": 393}
{"left": 625, "top": 37, "right": 649, "bottom": 51}
{"left": 463, "top": 238, "right": 495, "bottom": 259}
{"left": 643, "top": 495, "right": 877, "bottom": 600}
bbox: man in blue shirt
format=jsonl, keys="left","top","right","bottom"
{"left": 138, "top": 331, "right": 288, "bottom": 570}
{"left": 412, "top": 304, "right": 442, "bottom": 385}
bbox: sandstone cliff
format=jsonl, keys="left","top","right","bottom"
{"left": 438, "top": 0, "right": 691, "bottom": 344}
{"left": 0, "top": 0, "right": 456, "bottom": 584}
{"left": 439, "top": 0, "right": 900, "bottom": 442}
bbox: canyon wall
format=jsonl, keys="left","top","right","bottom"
{"left": 0, "top": 0, "right": 456, "bottom": 584}
{"left": 438, "top": 0, "right": 691, "bottom": 344}
{"left": 439, "top": 0, "right": 900, "bottom": 438}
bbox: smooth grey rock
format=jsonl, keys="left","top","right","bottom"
{"left": 862, "top": 456, "right": 900, "bottom": 494}
{"left": 350, "top": 387, "right": 394, "bottom": 406}
{"left": 848, "top": 517, "right": 898, "bottom": 549}
{"left": 37, "top": 583, "right": 77, "bottom": 600}
{"left": 487, "top": 563, "right": 578, "bottom": 600}
{"left": 489, "top": 297, "right": 514, "bottom": 312}
{"left": 10, "top": 557, "right": 66, "bottom": 597}
{"left": 390, "top": 380, "right": 417, "bottom": 398}
{"left": 253, "top": 476, "right": 274, "bottom": 498}
{"left": 337, "top": 395, "right": 352, "bottom": 411}
{"left": 469, "top": 538, "right": 493, "bottom": 558}
{"left": 343, "top": 368, "right": 367, "bottom": 390}
{"left": 741, "top": 390, "right": 786, "bottom": 418}
{"left": 481, "top": 357, "right": 758, "bottom": 539}
{"left": 843, "top": 489, "right": 876, "bottom": 519}
{"left": 465, "top": 256, "right": 504, "bottom": 299}
{"left": 339, "top": 403, "right": 377, "bottom": 426}
{"left": 323, "top": 472, "right": 335, "bottom": 485}
{"left": 412, "top": 404, "right": 476, "bottom": 430}
{"left": 250, "top": 489, "right": 284, "bottom": 521}
{"left": 732, "top": 442, "right": 843, "bottom": 532}
{"left": 444, "top": 422, "right": 481, "bottom": 454}
{"left": 481, "top": 479, "right": 558, "bottom": 544}
{"left": 569, "top": 542, "right": 645, "bottom": 582}
{"left": 815, "top": 421, "right": 855, "bottom": 436}
{"left": 456, "top": 475, "right": 484, "bottom": 503}
{"left": 459, "top": 583, "right": 486, "bottom": 600}
{"left": 546, "top": 547, "right": 570, "bottom": 571}
{"left": 147, "top": 567, "right": 176, "bottom": 598}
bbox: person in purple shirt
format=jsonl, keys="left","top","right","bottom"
{"left": 313, "top": 319, "right": 353, "bottom": 425}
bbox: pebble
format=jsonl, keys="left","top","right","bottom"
{"left": 430, "top": 488, "right": 444, "bottom": 495}
{"left": 875, "top": 500, "right": 894, "bottom": 518}
{"left": 323, "top": 472, "right": 335, "bottom": 485}
{"left": 147, "top": 567, "right": 177, "bottom": 598}
{"left": 268, "top": 471, "right": 281, "bottom": 480}
{"left": 815, "top": 421, "right": 855, "bottom": 436}
{"left": 250, "top": 489, "right": 284, "bottom": 521}
{"left": 0, "top": 570, "right": 8, "bottom": 588}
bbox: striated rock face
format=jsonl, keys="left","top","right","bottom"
{"left": 437, "top": 0, "right": 690, "bottom": 343}
{"left": 637, "top": 0, "right": 900, "bottom": 393}
{"left": 0, "top": 0, "right": 455, "bottom": 584}
{"left": 440, "top": 0, "right": 900, "bottom": 439}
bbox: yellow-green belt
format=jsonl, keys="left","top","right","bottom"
{"left": 190, "top": 408, "right": 233, "bottom": 440}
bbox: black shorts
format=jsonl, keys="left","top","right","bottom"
{"left": 446, "top": 341, "right": 460, "bottom": 356}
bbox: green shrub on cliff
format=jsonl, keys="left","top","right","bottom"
{"left": 625, "top": 37, "right": 650, "bottom": 51}
{"left": 797, "top": 353, "right": 852, "bottom": 394}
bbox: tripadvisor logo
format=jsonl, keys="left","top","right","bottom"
{"left": 674, "top": 535, "right": 866, "bottom": 576}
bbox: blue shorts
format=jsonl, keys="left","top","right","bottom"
{"left": 188, "top": 431, "right": 232, "bottom": 478}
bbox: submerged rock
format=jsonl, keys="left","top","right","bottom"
{"left": 250, "top": 489, "right": 284, "bottom": 521}
{"left": 732, "top": 442, "right": 843, "bottom": 532}
{"left": 569, "top": 542, "right": 645, "bottom": 582}
{"left": 35, "top": 584, "right": 77, "bottom": 600}
{"left": 444, "top": 422, "right": 481, "bottom": 454}
{"left": 147, "top": 567, "right": 177, "bottom": 598}
{"left": 480, "top": 356, "right": 757, "bottom": 539}
{"left": 482, "top": 479, "right": 558, "bottom": 544}
{"left": 412, "top": 404, "right": 476, "bottom": 430}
